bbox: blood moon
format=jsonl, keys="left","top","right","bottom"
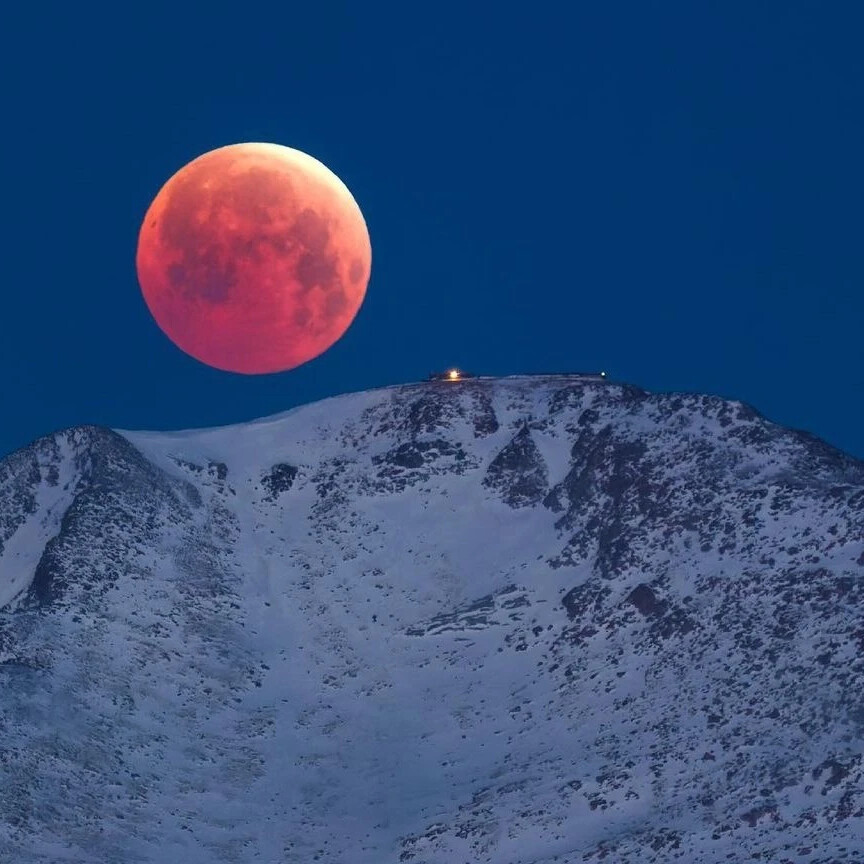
{"left": 136, "top": 143, "right": 371, "bottom": 374}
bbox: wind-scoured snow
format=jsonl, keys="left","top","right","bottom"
{"left": 0, "top": 375, "right": 863, "bottom": 863}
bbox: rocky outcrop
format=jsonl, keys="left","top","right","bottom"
{"left": 483, "top": 424, "right": 549, "bottom": 507}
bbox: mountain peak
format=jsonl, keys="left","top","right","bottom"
{"left": 1, "top": 375, "right": 862, "bottom": 862}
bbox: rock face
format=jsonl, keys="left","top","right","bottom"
{"left": 0, "top": 374, "right": 862, "bottom": 863}
{"left": 483, "top": 423, "right": 549, "bottom": 507}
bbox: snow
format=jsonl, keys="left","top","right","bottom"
{"left": 0, "top": 375, "right": 862, "bottom": 862}
{"left": 0, "top": 435, "right": 76, "bottom": 610}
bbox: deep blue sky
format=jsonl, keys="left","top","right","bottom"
{"left": 2, "top": 4, "right": 862, "bottom": 459}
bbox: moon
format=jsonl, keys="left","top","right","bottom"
{"left": 135, "top": 143, "right": 371, "bottom": 374}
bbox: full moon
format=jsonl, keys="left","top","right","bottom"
{"left": 136, "top": 143, "right": 371, "bottom": 374}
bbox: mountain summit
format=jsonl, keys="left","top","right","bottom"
{"left": 1, "top": 375, "right": 862, "bottom": 863}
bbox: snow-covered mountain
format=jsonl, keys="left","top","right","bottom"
{"left": 1, "top": 374, "right": 862, "bottom": 863}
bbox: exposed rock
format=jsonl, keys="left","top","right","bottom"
{"left": 483, "top": 424, "right": 549, "bottom": 507}
{"left": 627, "top": 583, "right": 664, "bottom": 616}
{"left": 260, "top": 462, "right": 297, "bottom": 500}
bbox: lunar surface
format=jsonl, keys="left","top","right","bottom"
{"left": 136, "top": 143, "right": 371, "bottom": 374}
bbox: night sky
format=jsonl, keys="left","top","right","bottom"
{"left": 3, "top": 4, "right": 862, "bottom": 460}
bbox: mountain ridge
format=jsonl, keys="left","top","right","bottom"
{"left": 0, "top": 374, "right": 862, "bottom": 862}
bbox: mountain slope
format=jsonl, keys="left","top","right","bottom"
{"left": 0, "top": 375, "right": 862, "bottom": 863}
